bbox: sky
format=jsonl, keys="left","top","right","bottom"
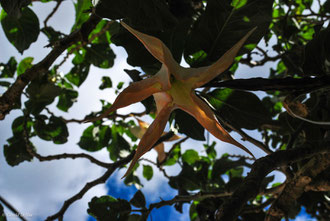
{"left": 0, "top": 1, "right": 318, "bottom": 221}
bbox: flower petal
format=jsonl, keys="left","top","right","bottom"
{"left": 90, "top": 68, "right": 170, "bottom": 122}
{"left": 185, "top": 93, "right": 254, "bottom": 157}
{"left": 153, "top": 91, "right": 173, "bottom": 115}
{"left": 123, "top": 102, "right": 174, "bottom": 177}
{"left": 121, "top": 21, "right": 180, "bottom": 74}
{"left": 178, "top": 28, "right": 257, "bottom": 88}
{"left": 154, "top": 143, "right": 166, "bottom": 163}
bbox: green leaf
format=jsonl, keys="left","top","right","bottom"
{"left": 1, "top": 7, "right": 39, "bottom": 53}
{"left": 163, "top": 144, "right": 180, "bottom": 166}
{"left": 182, "top": 149, "right": 199, "bottom": 165}
{"left": 12, "top": 116, "right": 26, "bottom": 136}
{"left": 227, "top": 167, "right": 243, "bottom": 178}
{"left": 85, "top": 43, "right": 115, "bottom": 69}
{"left": 0, "top": 0, "right": 31, "bottom": 18}
{"left": 88, "top": 195, "right": 131, "bottom": 221}
{"left": 99, "top": 76, "right": 112, "bottom": 90}
{"left": 41, "top": 26, "right": 64, "bottom": 43}
{"left": 303, "top": 24, "right": 330, "bottom": 76}
{"left": 95, "top": 0, "right": 176, "bottom": 29}
{"left": 109, "top": 21, "right": 157, "bottom": 66}
{"left": 211, "top": 156, "right": 246, "bottom": 181}
{"left": 108, "top": 126, "right": 130, "bottom": 161}
{"left": 78, "top": 125, "right": 112, "bottom": 151}
{"left": 184, "top": 0, "right": 273, "bottom": 65}
{"left": 169, "top": 163, "right": 201, "bottom": 191}
{"left": 174, "top": 109, "right": 205, "bottom": 141}
{"left": 17, "top": 57, "right": 33, "bottom": 76}
{"left": 0, "top": 56, "right": 17, "bottom": 78}
{"left": 129, "top": 190, "right": 146, "bottom": 208}
{"left": 65, "top": 62, "right": 90, "bottom": 87}
{"left": 4, "top": 137, "right": 34, "bottom": 166}
{"left": 204, "top": 142, "right": 217, "bottom": 160}
{"left": 207, "top": 89, "right": 271, "bottom": 130}
{"left": 124, "top": 172, "right": 143, "bottom": 188}
{"left": 324, "top": 0, "right": 330, "bottom": 13}
{"left": 25, "top": 78, "right": 61, "bottom": 115}
{"left": 127, "top": 214, "right": 146, "bottom": 221}
{"left": 142, "top": 165, "right": 153, "bottom": 181}
{"left": 231, "top": 0, "right": 248, "bottom": 9}
{"left": 116, "top": 82, "right": 124, "bottom": 90}
{"left": 72, "top": 0, "right": 92, "bottom": 30}
{"left": 88, "top": 20, "right": 112, "bottom": 44}
{"left": 26, "top": 78, "right": 61, "bottom": 102}
{"left": 34, "top": 116, "right": 69, "bottom": 144}
{"left": 56, "top": 89, "right": 78, "bottom": 112}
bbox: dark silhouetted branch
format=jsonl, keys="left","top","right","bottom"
{"left": 204, "top": 76, "right": 330, "bottom": 92}
{"left": 0, "top": 13, "right": 101, "bottom": 120}
{"left": 0, "top": 195, "right": 28, "bottom": 221}
{"left": 45, "top": 151, "right": 135, "bottom": 221}
{"left": 265, "top": 153, "right": 330, "bottom": 221}
{"left": 215, "top": 144, "right": 330, "bottom": 221}
{"left": 44, "top": 0, "right": 63, "bottom": 27}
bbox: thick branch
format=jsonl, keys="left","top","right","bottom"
{"left": 305, "top": 179, "right": 330, "bottom": 192}
{"left": 45, "top": 151, "right": 135, "bottom": 221}
{"left": 0, "top": 14, "right": 101, "bottom": 120}
{"left": 265, "top": 154, "right": 330, "bottom": 221}
{"left": 215, "top": 144, "right": 330, "bottom": 221}
{"left": 204, "top": 76, "right": 330, "bottom": 92}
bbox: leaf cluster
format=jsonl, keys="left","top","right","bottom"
{"left": 0, "top": 0, "right": 330, "bottom": 220}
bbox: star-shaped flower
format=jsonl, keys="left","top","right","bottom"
{"left": 130, "top": 118, "right": 181, "bottom": 163}
{"left": 103, "top": 22, "right": 256, "bottom": 177}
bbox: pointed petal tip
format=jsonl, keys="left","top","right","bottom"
{"left": 121, "top": 158, "right": 137, "bottom": 179}
{"left": 234, "top": 140, "right": 255, "bottom": 159}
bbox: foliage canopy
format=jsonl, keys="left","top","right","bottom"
{"left": 0, "top": 0, "right": 330, "bottom": 220}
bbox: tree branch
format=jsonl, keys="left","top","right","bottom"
{"left": 215, "top": 144, "right": 330, "bottom": 221}
{"left": 203, "top": 76, "right": 330, "bottom": 92}
{"left": 0, "top": 195, "right": 28, "bottom": 221}
{"left": 28, "top": 150, "right": 112, "bottom": 168}
{"left": 45, "top": 151, "right": 135, "bottom": 221}
{"left": 149, "top": 191, "right": 232, "bottom": 211}
{"left": 0, "top": 13, "right": 101, "bottom": 120}
{"left": 43, "top": 0, "right": 63, "bottom": 27}
{"left": 265, "top": 153, "right": 330, "bottom": 221}
{"left": 305, "top": 179, "right": 330, "bottom": 192}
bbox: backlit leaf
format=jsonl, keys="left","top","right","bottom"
{"left": 142, "top": 165, "right": 153, "bottom": 181}
{"left": 1, "top": 7, "right": 39, "bottom": 53}
{"left": 130, "top": 190, "right": 146, "bottom": 208}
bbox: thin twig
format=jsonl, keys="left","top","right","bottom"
{"left": 140, "top": 158, "right": 170, "bottom": 179}
{"left": 30, "top": 151, "right": 112, "bottom": 168}
{"left": 149, "top": 191, "right": 232, "bottom": 210}
{"left": 45, "top": 151, "right": 135, "bottom": 221}
{"left": 61, "top": 110, "right": 146, "bottom": 124}
{"left": 0, "top": 196, "right": 28, "bottom": 221}
{"left": 44, "top": 0, "right": 63, "bottom": 27}
{"left": 224, "top": 122, "right": 272, "bottom": 155}
{"left": 21, "top": 114, "right": 112, "bottom": 168}
{"left": 160, "top": 137, "right": 188, "bottom": 165}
